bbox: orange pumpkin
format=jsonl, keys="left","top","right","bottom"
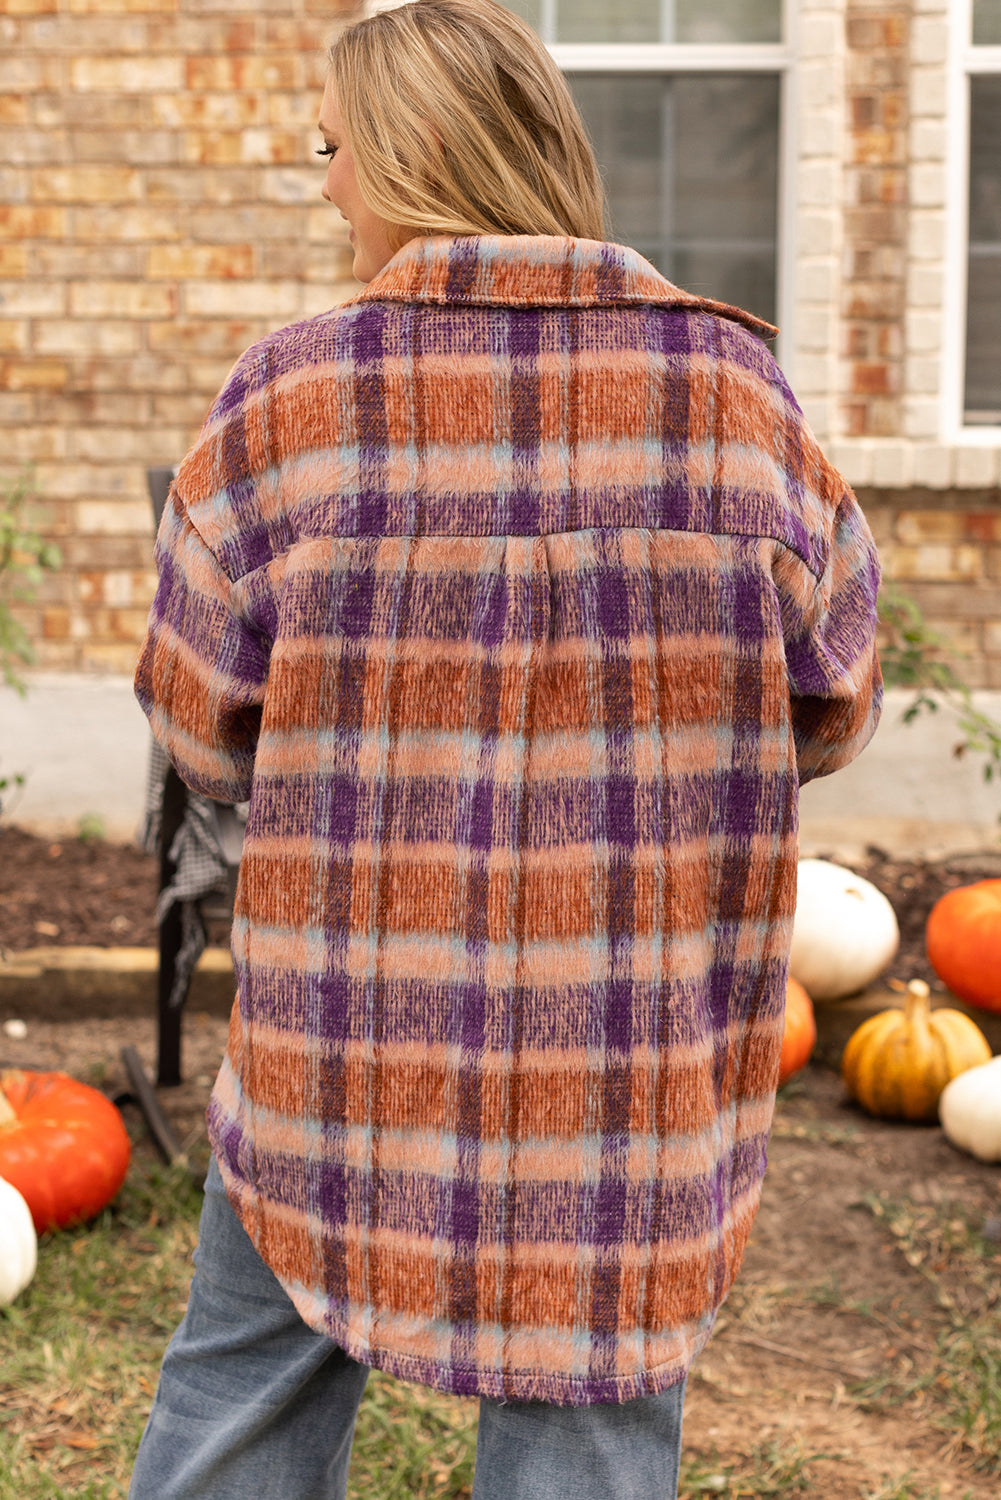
{"left": 0, "top": 1069, "right": 131, "bottom": 1233}
{"left": 778, "top": 976, "right": 816, "bottom": 1086}
{"left": 926, "top": 879, "right": 1001, "bottom": 1013}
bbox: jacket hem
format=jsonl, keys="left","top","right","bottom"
{"left": 210, "top": 1146, "right": 710, "bottom": 1408}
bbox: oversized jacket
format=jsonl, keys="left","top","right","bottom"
{"left": 135, "top": 234, "right": 882, "bottom": 1405}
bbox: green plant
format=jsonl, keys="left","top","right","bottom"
{"left": 1, "top": 468, "right": 61, "bottom": 820}
{"left": 77, "top": 812, "right": 108, "bottom": 844}
{"left": 879, "top": 583, "right": 1001, "bottom": 801}
{"left": 0, "top": 468, "right": 60, "bottom": 694}
{"left": 0, "top": 765, "right": 24, "bottom": 821}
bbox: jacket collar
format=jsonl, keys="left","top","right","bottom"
{"left": 352, "top": 234, "right": 777, "bottom": 339}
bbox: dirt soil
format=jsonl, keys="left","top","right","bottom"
{"left": 3, "top": 823, "right": 1001, "bottom": 974}
{"left": 2, "top": 826, "right": 1001, "bottom": 1495}
{"left": 0, "top": 826, "right": 161, "bottom": 952}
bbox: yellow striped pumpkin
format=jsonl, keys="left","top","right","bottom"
{"left": 841, "top": 981, "right": 992, "bottom": 1122}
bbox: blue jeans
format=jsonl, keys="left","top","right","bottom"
{"left": 129, "top": 1157, "right": 686, "bottom": 1500}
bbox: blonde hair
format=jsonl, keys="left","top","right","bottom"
{"left": 328, "top": 0, "right": 606, "bottom": 244}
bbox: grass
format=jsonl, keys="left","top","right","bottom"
{"left": 679, "top": 1438, "right": 821, "bottom": 1495}
{"left": 860, "top": 1480, "right": 961, "bottom": 1500}
{"left": 0, "top": 1147, "right": 827, "bottom": 1500}
{"left": 3, "top": 1146, "right": 998, "bottom": 1498}
{"left": 348, "top": 1371, "right": 476, "bottom": 1499}
{"left": 0, "top": 1154, "right": 202, "bottom": 1500}
{"left": 850, "top": 1193, "right": 1001, "bottom": 1473}
{"left": 0, "top": 1146, "right": 480, "bottom": 1500}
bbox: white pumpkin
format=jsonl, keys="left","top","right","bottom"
{"left": 789, "top": 858, "right": 900, "bottom": 1001}
{"left": 939, "top": 1055, "right": 1001, "bottom": 1162}
{"left": 0, "top": 1174, "right": 37, "bottom": 1305}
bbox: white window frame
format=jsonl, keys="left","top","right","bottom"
{"left": 944, "top": 0, "right": 1001, "bottom": 442}
{"left": 546, "top": 2, "right": 797, "bottom": 363}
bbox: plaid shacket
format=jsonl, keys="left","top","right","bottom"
{"left": 136, "top": 235, "right": 882, "bottom": 1405}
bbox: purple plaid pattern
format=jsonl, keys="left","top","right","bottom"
{"left": 135, "top": 236, "right": 882, "bottom": 1404}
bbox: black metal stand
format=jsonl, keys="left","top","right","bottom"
{"left": 156, "top": 764, "right": 195, "bottom": 1086}
{"left": 117, "top": 1045, "right": 186, "bottom": 1165}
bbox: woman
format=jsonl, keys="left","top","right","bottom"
{"left": 130, "top": 2, "right": 882, "bottom": 1496}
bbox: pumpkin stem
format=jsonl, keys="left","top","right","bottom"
{"left": 903, "top": 979, "right": 931, "bottom": 1026}
{"left": 0, "top": 1086, "right": 16, "bottom": 1128}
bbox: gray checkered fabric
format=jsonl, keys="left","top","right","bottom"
{"left": 140, "top": 739, "right": 245, "bottom": 1013}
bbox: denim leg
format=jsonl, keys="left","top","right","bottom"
{"left": 472, "top": 1379, "right": 686, "bottom": 1500}
{"left": 129, "top": 1156, "right": 369, "bottom": 1500}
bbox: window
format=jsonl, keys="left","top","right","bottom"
{"left": 503, "top": 1, "right": 788, "bottom": 329}
{"left": 965, "top": 1, "right": 1001, "bottom": 424}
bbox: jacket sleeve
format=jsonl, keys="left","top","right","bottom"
{"left": 134, "top": 482, "right": 270, "bottom": 805}
{"left": 781, "top": 488, "right": 883, "bottom": 786}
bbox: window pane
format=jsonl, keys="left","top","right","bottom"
{"left": 571, "top": 73, "right": 779, "bottom": 325}
{"left": 554, "top": 0, "right": 781, "bottom": 43}
{"left": 972, "top": 1, "right": 1001, "bottom": 45}
{"left": 557, "top": 0, "right": 659, "bottom": 45}
{"left": 965, "top": 76, "right": 1001, "bottom": 422}
{"left": 500, "top": 0, "right": 542, "bottom": 32}
{"left": 674, "top": 0, "right": 781, "bottom": 44}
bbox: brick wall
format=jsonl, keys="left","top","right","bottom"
{"left": 830, "top": 0, "right": 1001, "bottom": 487}
{"left": 841, "top": 0, "right": 909, "bottom": 438}
{"left": 1, "top": 0, "right": 356, "bottom": 673}
{"left": 838, "top": 0, "right": 1000, "bottom": 690}
{"left": 1, "top": 0, "right": 998, "bottom": 685}
{"left": 861, "top": 490, "right": 1001, "bottom": 690}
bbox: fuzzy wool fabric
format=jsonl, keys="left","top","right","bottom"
{"left": 135, "top": 235, "right": 882, "bottom": 1405}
